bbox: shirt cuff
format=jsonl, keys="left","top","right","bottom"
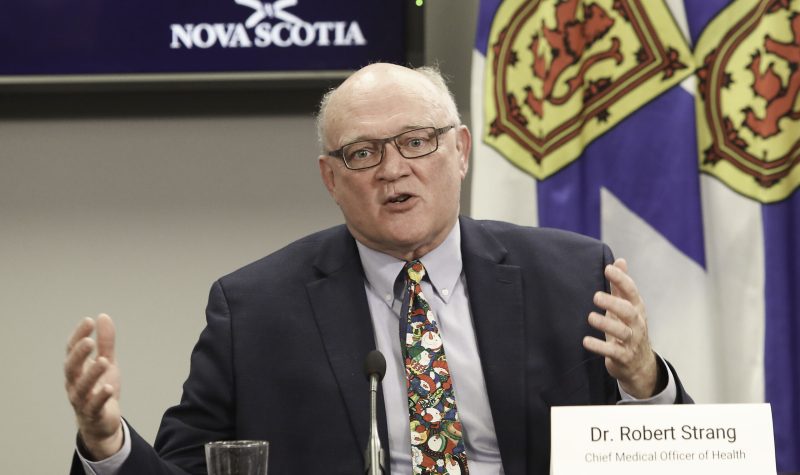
{"left": 616, "top": 355, "right": 677, "bottom": 405}
{"left": 77, "top": 419, "right": 131, "bottom": 475}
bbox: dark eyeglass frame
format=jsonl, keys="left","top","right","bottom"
{"left": 326, "top": 125, "right": 456, "bottom": 170}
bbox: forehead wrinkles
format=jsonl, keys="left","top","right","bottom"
{"left": 326, "top": 81, "right": 452, "bottom": 147}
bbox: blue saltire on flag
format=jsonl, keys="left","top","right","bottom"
{"left": 471, "top": 0, "right": 800, "bottom": 471}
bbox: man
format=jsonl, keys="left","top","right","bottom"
{"left": 65, "top": 63, "right": 690, "bottom": 475}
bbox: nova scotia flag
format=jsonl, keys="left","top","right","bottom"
{"left": 470, "top": 0, "right": 800, "bottom": 471}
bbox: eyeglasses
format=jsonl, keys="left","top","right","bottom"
{"left": 326, "top": 125, "right": 455, "bottom": 170}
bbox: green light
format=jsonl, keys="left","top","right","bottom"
{"left": 415, "top": 0, "right": 423, "bottom": 6}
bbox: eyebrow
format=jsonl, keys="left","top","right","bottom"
{"left": 342, "top": 125, "right": 431, "bottom": 145}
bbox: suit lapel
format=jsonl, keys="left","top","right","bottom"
{"left": 305, "top": 227, "right": 390, "bottom": 461}
{"left": 305, "top": 220, "right": 528, "bottom": 473}
{"left": 460, "top": 217, "right": 527, "bottom": 475}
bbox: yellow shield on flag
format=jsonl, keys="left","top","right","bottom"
{"left": 695, "top": 0, "right": 800, "bottom": 203}
{"left": 482, "top": 0, "right": 694, "bottom": 179}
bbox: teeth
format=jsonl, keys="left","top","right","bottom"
{"left": 390, "top": 194, "right": 410, "bottom": 203}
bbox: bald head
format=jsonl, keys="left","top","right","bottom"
{"left": 316, "top": 63, "right": 460, "bottom": 151}
{"left": 315, "top": 62, "right": 471, "bottom": 260}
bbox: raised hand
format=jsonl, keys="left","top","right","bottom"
{"left": 64, "top": 314, "right": 123, "bottom": 460}
{"left": 582, "top": 258, "right": 660, "bottom": 399}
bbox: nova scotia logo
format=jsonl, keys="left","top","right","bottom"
{"left": 235, "top": 0, "right": 303, "bottom": 28}
{"left": 170, "top": 0, "right": 367, "bottom": 49}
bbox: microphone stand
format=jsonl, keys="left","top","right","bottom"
{"left": 364, "top": 350, "right": 386, "bottom": 475}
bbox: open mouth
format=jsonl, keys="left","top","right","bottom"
{"left": 387, "top": 194, "right": 412, "bottom": 204}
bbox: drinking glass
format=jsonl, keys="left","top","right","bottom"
{"left": 205, "top": 440, "right": 269, "bottom": 475}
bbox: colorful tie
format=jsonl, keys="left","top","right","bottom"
{"left": 402, "top": 260, "right": 469, "bottom": 475}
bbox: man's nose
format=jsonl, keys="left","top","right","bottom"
{"left": 375, "top": 141, "right": 410, "bottom": 180}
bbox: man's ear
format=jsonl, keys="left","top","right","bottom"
{"left": 319, "top": 155, "right": 338, "bottom": 201}
{"left": 455, "top": 125, "right": 471, "bottom": 179}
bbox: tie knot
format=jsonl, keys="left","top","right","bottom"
{"left": 404, "top": 260, "right": 426, "bottom": 284}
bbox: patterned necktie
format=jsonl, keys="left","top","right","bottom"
{"left": 402, "top": 260, "right": 469, "bottom": 475}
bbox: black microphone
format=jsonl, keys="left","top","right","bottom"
{"left": 364, "top": 349, "right": 386, "bottom": 475}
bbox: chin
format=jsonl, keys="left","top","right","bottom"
{"left": 384, "top": 232, "right": 425, "bottom": 249}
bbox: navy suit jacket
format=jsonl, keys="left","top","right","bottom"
{"left": 71, "top": 217, "right": 690, "bottom": 475}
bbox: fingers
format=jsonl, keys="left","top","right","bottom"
{"left": 589, "top": 259, "right": 646, "bottom": 344}
{"left": 84, "top": 384, "right": 115, "bottom": 417}
{"left": 593, "top": 290, "right": 637, "bottom": 327}
{"left": 587, "top": 311, "right": 631, "bottom": 343}
{"left": 64, "top": 314, "right": 118, "bottom": 411}
{"left": 605, "top": 260, "right": 642, "bottom": 307}
{"left": 72, "top": 356, "right": 110, "bottom": 405}
{"left": 582, "top": 335, "right": 631, "bottom": 364}
{"left": 64, "top": 337, "right": 95, "bottom": 383}
{"left": 66, "top": 317, "right": 95, "bottom": 355}
{"left": 584, "top": 311, "right": 640, "bottom": 363}
{"left": 63, "top": 315, "right": 123, "bottom": 458}
{"left": 613, "top": 257, "right": 628, "bottom": 274}
{"left": 584, "top": 258, "right": 659, "bottom": 397}
{"left": 95, "top": 314, "right": 116, "bottom": 362}
{"left": 584, "top": 311, "right": 637, "bottom": 364}
{"left": 595, "top": 260, "right": 645, "bottom": 330}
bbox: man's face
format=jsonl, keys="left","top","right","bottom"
{"left": 318, "top": 65, "right": 470, "bottom": 260}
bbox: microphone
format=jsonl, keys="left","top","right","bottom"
{"left": 364, "top": 349, "right": 386, "bottom": 475}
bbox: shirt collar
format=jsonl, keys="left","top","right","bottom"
{"left": 356, "top": 221, "right": 463, "bottom": 306}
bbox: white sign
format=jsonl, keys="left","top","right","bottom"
{"left": 551, "top": 403, "right": 776, "bottom": 475}
{"left": 169, "top": 0, "right": 367, "bottom": 50}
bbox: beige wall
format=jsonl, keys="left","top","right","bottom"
{"left": 0, "top": 1, "right": 478, "bottom": 472}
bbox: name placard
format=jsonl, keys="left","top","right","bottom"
{"left": 550, "top": 403, "right": 776, "bottom": 475}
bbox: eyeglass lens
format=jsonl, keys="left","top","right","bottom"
{"left": 343, "top": 127, "right": 438, "bottom": 169}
